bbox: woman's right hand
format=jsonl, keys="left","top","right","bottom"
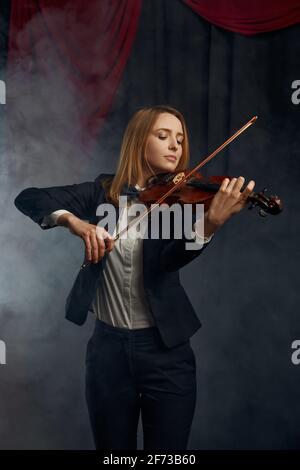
{"left": 66, "top": 215, "right": 115, "bottom": 264}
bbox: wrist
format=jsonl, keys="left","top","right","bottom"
{"left": 57, "top": 213, "right": 78, "bottom": 228}
{"left": 204, "top": 211, "right": 221, "bottom": 237}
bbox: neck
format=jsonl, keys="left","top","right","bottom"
{"left": 138, "top": 166, "right": 156, "bottom": 187}
{"left": 137, "top": 173, "right": 150, "bottom": 188}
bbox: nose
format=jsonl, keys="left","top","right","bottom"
{"left": 168, "top": 136, "right": 178, "bottom": 151}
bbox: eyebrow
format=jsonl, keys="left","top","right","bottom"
{"left": 155, "top": 127, "right": 184, "bottom": 137}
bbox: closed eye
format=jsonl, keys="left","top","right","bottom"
{"left": 158, "top": 136, "right": 183, "bottom": 145}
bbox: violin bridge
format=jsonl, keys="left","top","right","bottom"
{"left": 172, "top": 172, "right": 185, "bottom": 185}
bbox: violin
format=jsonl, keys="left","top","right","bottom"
{"left": 138, "top": 170, "right": 282, "bottom": 217}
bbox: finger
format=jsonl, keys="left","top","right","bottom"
{"left": 90, "top": 231, "right": 99, "bottom": 263}
{"left": 236, "top": 180, "right": 255, "bottom": 208}
{"left": 220, "top": 177, "right": 230, "bottom": 191}
{"left": 98, "top": 239, "right": 106, "bottom": 260}
{"left": 101, "top": 236, "right": 111, "bottom": 253}
{"left": 226, "top": 177, "right": 238, "bottom": 192}
{"left": 96, "top": 226, "right": 109, "bottom": 255}
{"left": 241, "top": 180, "right": 255, "bottom": 198}
{"left": 232, "top": 176, "right": 245, "bottom": 196}
{"left": 84, "top": 235, "right": 92, "bottom": 262}
{"left": 95, "top": 231, "right": 107, "bottom": 260}
{"left": 103, "top": 232, "right": 114, "bottom": 252}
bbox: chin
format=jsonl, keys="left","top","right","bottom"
{"left": 156, "top": 162, "right": 178, "bottom": 173}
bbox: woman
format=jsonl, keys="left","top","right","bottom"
{"left": 14, "top": 105, "right": 255, "bottom": 450}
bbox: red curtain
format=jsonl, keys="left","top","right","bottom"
{"left": 183, "top": 0, "right": 300, "bottom": 35}
{"left": 7, "top": 0, "right": 142, "bottom": 145}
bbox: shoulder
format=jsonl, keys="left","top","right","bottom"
{"left": 93, "top": 173, "right": 115, "bottom": 202}
{"left": 94, "top": 173, "right": 115, "bottom": 186}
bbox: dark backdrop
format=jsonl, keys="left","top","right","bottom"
{"left": 0, "top": 0, "right": 299, "bottom": 449}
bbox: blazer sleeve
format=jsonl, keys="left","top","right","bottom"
{"left": 159, "top": 235, "right": 212, "bottom": 272}
{"left": 159, "top": 211, "right": 214, "bottom": 272}
{"left": 14, "top": 174, "right": 104, "bottom": 230}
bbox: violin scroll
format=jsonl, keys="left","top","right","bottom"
{"left": 247, "top": 187, "right": 283, "bottom": 217}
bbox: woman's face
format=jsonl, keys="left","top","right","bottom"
{"left": 143, "top": 112, "right": 184, "bottom": 177}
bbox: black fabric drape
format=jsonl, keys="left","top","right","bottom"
{"left": 0, "top": 1, "right": 10, "bottom": 73}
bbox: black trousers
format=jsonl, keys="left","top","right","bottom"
{"left": 85, "top": 319, "right": 197, "bottom": 450}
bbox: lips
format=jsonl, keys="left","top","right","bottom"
{"left": 165, "top": 155, "right": 177, "bottom": 162}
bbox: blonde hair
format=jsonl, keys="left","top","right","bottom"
{"left": 102, "top": 105, "right": 190, "bottom": 205}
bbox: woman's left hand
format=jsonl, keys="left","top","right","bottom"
{"left": 204, "top": 176, "right": 255, "bottom": 237}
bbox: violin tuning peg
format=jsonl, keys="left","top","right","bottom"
{"left": 262, "top": 187, "right": 268, "bottom": 194}
{"left": 248, "top": 201, "right": 258, "bottom": 210}
{"left": 259, "top": 209, "right": 268, "bottom": 217}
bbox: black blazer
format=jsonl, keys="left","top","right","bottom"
{"left": 14, "top": 173, "right": 212, "bottom": 348}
